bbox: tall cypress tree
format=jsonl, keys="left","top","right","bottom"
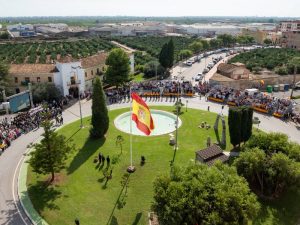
{"left": 90, "top": 77, "right": 109, "bottom": 139}
{"left": 159, "top": 43, "right": 169, "bottom": 69}
{"left": 245, "top": 107, "right": 253, "bottom": 142}
{"left": 228, "top": 107, "right": 242, "bottom": 147}
{"left": 167, "top": 39, "right": 174, "bottom": 68}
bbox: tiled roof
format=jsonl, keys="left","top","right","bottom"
{"left": 206, "top": 154, "right": 229, "bottom": 166}
{"left": 81, "top": 53, "right": 107, "bottom": 69}
{"left": 196, "top": 144, "right": 229, "bottom": 166}
{"left": 9, "top": 64, "right": 57, "bottom": 74}
{"left": 196, "top": 144, "right": 223, "bottom": 160}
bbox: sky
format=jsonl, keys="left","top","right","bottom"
{"left": 0, "top": 0, "right": 299, "bottom": 17}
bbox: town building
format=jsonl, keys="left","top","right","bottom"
{"left": 241, "top": 28, "right": 267, "bottom": 44}
{"left": 217, "top": 63, "right": 250, "bottom": 80}
{"left": 279, "top": 20, "right": 300, "bottom": 32}
{"left": 281, "top": 31, "right": 300, "bottom": 50}
{"left": 8, "top": 53, "right": 107, "bottom": 97}
{"left": 195, "top": 145, "right": 228, "bottom": 166}
{"left": 35, "top": 23, "right": 69, "bottom": 34}
{"left": 7, "top": 24, "right": 36, "bottom": 38}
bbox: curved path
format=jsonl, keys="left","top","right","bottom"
{"left": 0, "top": 97, "right": 299, "bottom": 225}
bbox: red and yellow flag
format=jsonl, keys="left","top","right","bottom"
{"left": 131, "top": 92, "right": 154, "bottom": 135}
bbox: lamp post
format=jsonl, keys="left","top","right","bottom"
{"left": 171, "top": 80, "right": 180, "bottom": 166}
{"left": 71, "top": 66, "right": 83, "bottom": 129}
{"left": 186, "top": 100, "right": 188, "bottom": 112}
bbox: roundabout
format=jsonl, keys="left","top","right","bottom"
{"left": 25, "top": 106, "right": 230, "bottom": 225}
{"left": 1, "top": 97, "right": 300, "bottom": 225}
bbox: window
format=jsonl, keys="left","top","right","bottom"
{"left": 48, "top": 77, "right": 52, "bottom": 82}
{"left": 91, "top": 70, "right": 94, "bottom": 76}
{"left": 97, "top": 68, "right": 100, "bottom": 74}
{"left": 25, "top": 77, "right": 30, "bottom": 82}
{"left": 70, "top": 76, "right": 76, "bottom": 85}
{"left": 85, "top": 72, "right": 87, "bottom": 78}
{"left": 37, "top": 77, "right": 40, "bottom": 83}
{"left": 14, "top": 77, "right": 18, "bottom": 83}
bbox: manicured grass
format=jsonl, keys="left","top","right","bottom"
{"left": 27, "top": 106, "right": 230, "bottom": 225}
{"left": 26, "top": 106, "right": 300, "bottom": 225}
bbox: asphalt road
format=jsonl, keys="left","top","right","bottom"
{"left": 171, "top": 53, "right": 227, "bottom": 85}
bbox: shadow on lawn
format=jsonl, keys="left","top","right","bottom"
{"left": 253, "top": 187, "right": 300, "bottom": 225}
{"left": 131, "top": 212, "right": 142, "bottom": 225}
{"left": 106, "top": 173, "right": 131, "bottom": 225}
{"left": 27, "top": 181, "right": 63, "bottom": 213}
{"left": 67, "top": 137, "right": 105, "bottom": 175}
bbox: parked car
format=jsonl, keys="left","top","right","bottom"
{"left": 185, "top": 60, "right": 193, "bottom": 66}
{"left": 195, "top": 73, "right": 203, "bottom": 81}
{"left": 294, "top": 81, "right": 300, "bottom": 90}
{"left": 203, "top": 68, "right": 209, "bottom": 74}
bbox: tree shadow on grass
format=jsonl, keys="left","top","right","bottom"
{"left": 106, "top": 173, "right": 131, "bottom": 225}
{"left": 110, "top": 216, "right": 118, "bottom": 225}
{"left": 131, "top": 212, "right": 142, "bottom": 225}
{"left": 27, "top": 181, "right": 63, "bottom": 213}
{"left": 67, "top": 137, "right": 105, "bottom": 175}
{"left": 253, "top": 187, "right": 300, "bottom": 225}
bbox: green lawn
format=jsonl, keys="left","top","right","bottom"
{"left": 131, "top": 73, "right": 145, "bottom": 82}
{"left": 26, "top": 106, "right": 300, "bottom": 225}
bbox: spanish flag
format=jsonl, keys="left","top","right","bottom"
{"left": 131, "top": 92, "right": 154, "bottom": 135}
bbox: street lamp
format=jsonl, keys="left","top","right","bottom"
{"left": 71, "top": 66, "right": 83, "bottom": 128}
{"left": 186, "top": 100, "right": 188, "bottom": 112}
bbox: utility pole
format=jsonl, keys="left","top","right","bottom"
{"left": 290, "top": 65, "right": 296, "bottom": 100}
{"left": 28, "top": 82, "right": 34, "bottom": 108}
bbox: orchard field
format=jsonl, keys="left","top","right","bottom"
{"left": 0, "top": 38, "right": 114, "bottom": 64}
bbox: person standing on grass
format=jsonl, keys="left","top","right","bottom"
{"left": 98, "top": 152, "right": 102, "bottom": 164}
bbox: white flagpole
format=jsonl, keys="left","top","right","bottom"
{"left": 130, "top": 85, "right": 133, "bottom": 168}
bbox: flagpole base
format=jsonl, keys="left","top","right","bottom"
{"left": 127, "top": 166, "right": 136, "bottom": 173}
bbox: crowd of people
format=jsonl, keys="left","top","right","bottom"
{"left": 105, "top": 80, "right": 196, "bottom": 104}
{"left": 0, "top": 101, "right": 63, "bottom": 153}
{"left": 207, "top": 85, "right": 300, "bottom": 123}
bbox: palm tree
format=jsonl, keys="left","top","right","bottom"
{"left": 289, "top": 57, "right": 300, "bottom": 99}
{"left": 116, "top": 135, "right": 125, "bottom": 154}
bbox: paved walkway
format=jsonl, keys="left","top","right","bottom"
{"left": 0, "top": 97, "right": 299, "bottom": 224}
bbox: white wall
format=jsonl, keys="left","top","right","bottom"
{"left": 55, "top": 62, "right": 85, "bottom": 96}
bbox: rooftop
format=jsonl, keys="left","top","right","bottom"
{"left": 196, "top": 144, "right": 229, "bottom": 166}
{"left": 9, "top": 64, "right": 57, "bottom": 74}
{"left": 81, "top": 53, "right": 107, "bottom": 69}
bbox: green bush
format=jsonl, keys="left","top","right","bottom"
{"left": 275, "top": 66, "right": 288, "bottom": 75}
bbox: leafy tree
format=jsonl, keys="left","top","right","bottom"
{"left": 90, "top": 77, "right": 109, "bottom": 139}
{"left": 189, "top": 41, "right": 203, "bottom": 54}
{"left": 245, "top": 132, "right": 300, "bottom": 161}
{"left": 235, "top": 145, "right": 300, "bottom": 198}
{"left": 116, "top": 135, "right": 124, "bottom": 154}
{"left": 32, "top": 83, "right": 62, "bottom": 104}
{"left": 217, "top": 34, "right": 236, "bottom": 47}
{"left": 153, "top": 163, "right": 260, "bottom": 225}
{"left": 29, "top": 119, "right": 74, "bottom": 183}
{"left": 0, "top": 32, "right": 9, "bottom": 39}
{"left": 178, "top": 49, "right": 193, "bottom": 60}
{"left": 143, "top": 61, "right": 165, "bottom": 78}
{"left": 105, "top": 48, "right": 130, "bottom": 88}
{"left": 209, "top": 39, "right": 222, "bottom": 49}
{"left": 0, "top": 61, "right": 9, "bottom": 88}
{"left": 200, "top": 39, "right": 210, "bottom": 50}
{"left": 263, "top": 39, "right": 273, "bottom": 45}
{"left": 288, "top": 57, "right": 300, "bottom": 98}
